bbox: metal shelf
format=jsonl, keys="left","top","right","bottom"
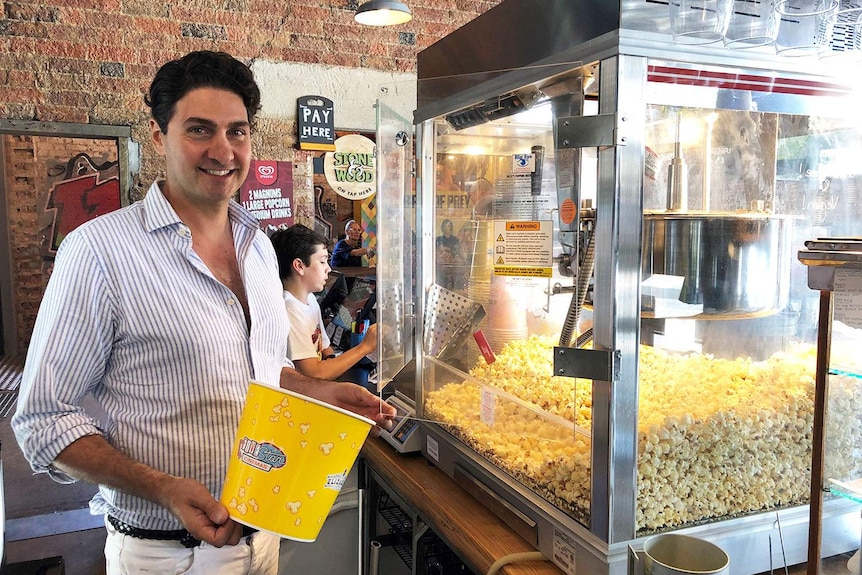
{"left": 378, "top": 492, "right": 414, "bottom": 570}
{"left": 372, "top": 487, "right": 476, "bottom": 575}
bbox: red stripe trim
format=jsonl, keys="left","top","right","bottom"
{"left": 647, "top": 65, "right": 850, "bottom": 96}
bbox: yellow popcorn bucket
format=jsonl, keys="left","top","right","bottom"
{"left": 221, "top": 380, "right": 374, "bottom": 542}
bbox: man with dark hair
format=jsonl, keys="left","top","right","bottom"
{"left": 436, "top": 218, "right": 461, "bottom": 258}
{"left": 12, "top": 51, "right": 394, "bottom": 575}
{"left": 145, "top": 50, "right": 263, "bottom": 134}
{"left": 271, "top": 224, "right": 378, "bottom": 381}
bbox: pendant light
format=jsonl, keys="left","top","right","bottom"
{"left": 354, "top": 0, "right": 413, "bottom": 26}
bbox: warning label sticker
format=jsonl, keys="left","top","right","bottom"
{"left": 492, "top": 220, "right": 553, "bottom": 278}
{"left": 494, "top": 266, "right": 552, "bottom": 278}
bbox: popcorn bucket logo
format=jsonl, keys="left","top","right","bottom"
{"left": 324, "top": 470, "right": 348, "bottom": 491}
{"left": 238, "top": 437, "right": 287, "bottom": 472}
{"left": 222, "top": 381, "right": 374, "bottom": 542}
{"left": 255, "top": 161, "right": 278, "bottom": 186}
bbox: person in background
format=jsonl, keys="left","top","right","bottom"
{"left": 12, "top": 50, "right": 394, "bottom": 575}
{"left": 436, "top": 218, "right": 465, "bottom": 291}
{"left": 469, "top": 177, "right": 495, "bottom": 218}
{"left": 435, "top": 218, "right": 461, "bottom": 260}
{"left": 330, "top": 219, "right": 373, "bottom": 268}
{"left": 271, "top": 224, "right": 378, "bottom": 381}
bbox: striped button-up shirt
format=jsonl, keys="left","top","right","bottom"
{"left": 12, "top": 181, "right": 290, "bottom": 530}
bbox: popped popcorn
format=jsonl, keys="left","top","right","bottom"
{"left": 425, "top": 335, "right": 862, "bottom": 534}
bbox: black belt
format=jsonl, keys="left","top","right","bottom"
{"left": 107, "top": 515, "right": 256, "bottom": 548}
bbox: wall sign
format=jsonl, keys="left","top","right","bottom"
{"left": 297, "top": 95, "right": 336, "bottom": 151}
{"left": 323, "top": 134, "right": 376, "bottom": 200}
{"left": 239, "top": 160, "right": 294, "bottom": 233}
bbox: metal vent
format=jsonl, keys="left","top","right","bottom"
{"left": 444, "top": 87, "right": 541, "bottom": 130}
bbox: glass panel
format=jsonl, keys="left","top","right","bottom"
{"left": 375, "top": 100, "right": 414, "bottom": 392}
{"left": 422, "top": 354, "right": 592, "bottom": 525}
{"left": 826, "top": 366, "right": 862, "bottom": 496}
{"left": 824, "top": 270, "right": 862, "bottom": 573}
{"left": 419, "top": 89, "right": 597, "bottom": 526}
{"left": 637, "top": 97, "right": 862, "bottom": 538}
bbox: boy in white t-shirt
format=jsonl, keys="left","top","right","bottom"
{"left": 271, "top": 224, "right": 378, "bottom": 381}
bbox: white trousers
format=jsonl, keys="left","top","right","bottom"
{"left": 104, "top": 518, "right": 280, "bottom": 575}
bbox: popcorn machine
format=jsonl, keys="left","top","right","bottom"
{"left": 411, "top": 0, "right": 862, "bottom": 573}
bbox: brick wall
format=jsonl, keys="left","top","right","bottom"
{"left": 3, "top": 135, "right": 119, "bottom": 352}
{"left": 0, "top": 0, "right": 503, "bottom": 191}
{"left": 4, "top": 135, "right": 39, "bottom": 354}
{"left": 0, "top": 0, "right": 503, "bottom": 355}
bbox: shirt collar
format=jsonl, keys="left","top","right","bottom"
{"left": 142, "top": 181, "right": 261, "bottom": 233}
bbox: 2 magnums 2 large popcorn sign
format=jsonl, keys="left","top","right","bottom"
{"left": 238, "top": 160, "right": 294, "bottom": 233}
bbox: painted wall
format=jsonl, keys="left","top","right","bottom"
{"left": 254, "top": 60, "right": 416, "bottom": 131}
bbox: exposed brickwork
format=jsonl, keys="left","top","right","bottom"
{"left": 3, "top": 135, "right": 118, "bottom": 351}
{"left": 0, "top": 0, "right": 502, "bottom": 179}
{"left": 6, "top": 135, "right": 43, "bottom": 353}
{"left": 0, "top": 0, "right": 504, "bottom": 354}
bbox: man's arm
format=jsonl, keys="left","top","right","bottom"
{"left": 54, "top": 435, "right": 245, "bottom": 547}
{"left": 278, "top": 365, "right": 395, "bottom": 433}
{"left": 330, "top": 241, "right": 352, "bottom": 267}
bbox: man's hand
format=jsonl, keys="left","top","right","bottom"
{"left": 159, "top": 476, "right": 245, "bottom": 547}
{"left": 286, "top": 375, "right": 396, "bottom": 435}
{"left": 54, "top": 435, "right": 247, "bottom": 547}
{"left": 326, "top": 381, "right": 396, "bottom": 435}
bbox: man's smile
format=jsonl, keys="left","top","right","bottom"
{"left": 202, "top": 168, "right": 233, "bottom": 176}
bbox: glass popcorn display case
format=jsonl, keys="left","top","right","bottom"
{"left": 410, "top": 1, "right": 862, "bottom": 573}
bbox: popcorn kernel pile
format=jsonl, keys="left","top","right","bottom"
{"left": 424, "top": 335, "right": 862, "bottom": 533}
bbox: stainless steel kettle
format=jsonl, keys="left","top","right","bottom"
{"left": 642, "top": 211, "right": 793, "bottom": 318}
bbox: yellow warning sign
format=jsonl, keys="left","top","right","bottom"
{"left": 492, "top": 220, "right": 553, "bottom": 278}
{"left": 505, "top": 221, "right": 540, "bottom": 231}
{"left": 494, "top": 266, "right": 552, "bottom": 278}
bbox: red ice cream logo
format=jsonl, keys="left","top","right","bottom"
{"left": 255, "top": 161, "right": 277, "bottom": 186}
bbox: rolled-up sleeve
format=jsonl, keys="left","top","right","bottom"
{"left": 12, "top": 230, "right": 113, "bottom": 480}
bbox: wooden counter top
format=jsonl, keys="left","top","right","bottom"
{"left": 361, "top": 436, "right": 564, "bottom": 575}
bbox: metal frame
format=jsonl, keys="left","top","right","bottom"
{"left": 359, "top": 458, "right": 475, "bottom": 575}
{"left": 798, "top": 246, "right": 862, "bottom": 574}
{"left": 592, "top": 53, "right": 647, "bottom": 544}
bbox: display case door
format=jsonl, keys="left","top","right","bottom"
{"left": 375, "top": 100, "right": 415, "bottom": 392}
